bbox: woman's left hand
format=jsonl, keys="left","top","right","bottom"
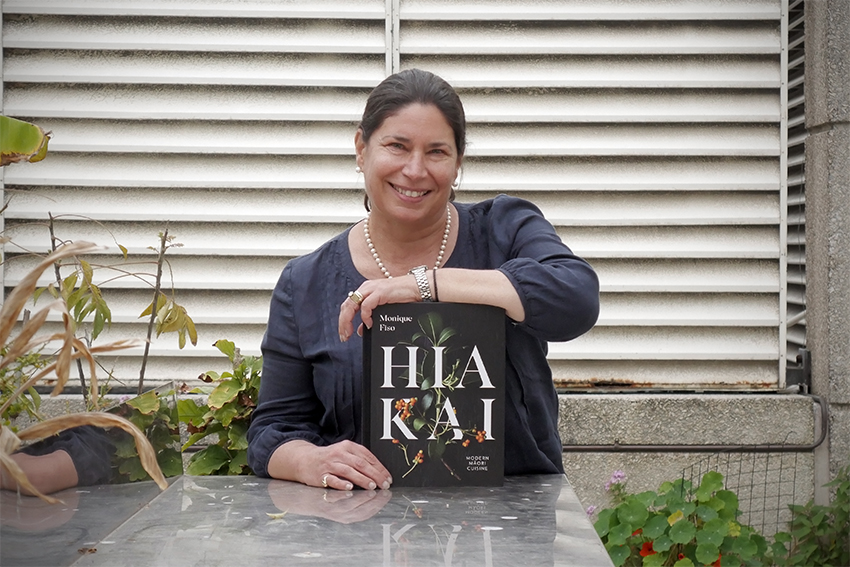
{"left": 338, "top": 276, "right": 420, "bottom": 342}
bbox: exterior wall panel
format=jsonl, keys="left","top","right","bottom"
{"left": 1, "top": 0, "right": 788, "bottom": 389}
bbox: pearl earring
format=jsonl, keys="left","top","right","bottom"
{"left": 355, "top": 165, "right": 362, "bottom": 174}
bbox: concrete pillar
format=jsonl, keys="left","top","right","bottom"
{"left": 805, "top": 0, "right": 850, "bottom": 502}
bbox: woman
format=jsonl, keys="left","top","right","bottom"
{"left": 247, "top": 69, "right": 599, "bottom": 491}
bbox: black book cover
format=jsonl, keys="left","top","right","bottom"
{"left": 362, "top": 303, "right": 505, "bottom": 487}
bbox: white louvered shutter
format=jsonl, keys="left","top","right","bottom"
{"left": 397, "top": 0, "right": 788, "bottom": 387}
{"left": 2, "top": 0, "right": 788, "bottom": 389}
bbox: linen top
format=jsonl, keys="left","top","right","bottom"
{"left": 247, "top": 195, "right": 600, "bottom": 477}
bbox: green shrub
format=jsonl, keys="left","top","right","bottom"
{"left": 178, "top": 340, "right": 261, "bottom": 475}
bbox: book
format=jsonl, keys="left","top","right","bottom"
{"left": 362, "top": 303, "right": 505, "bottom": 487}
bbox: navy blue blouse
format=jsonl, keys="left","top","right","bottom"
{"left": 247, "top": 195, "right": 599, "bottom": 477}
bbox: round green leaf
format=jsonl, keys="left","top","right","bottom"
{"left": 669, "top": 519, "right": 697, "bottom": 544}
{"left": 607, "top": 522, "right": 633, "bottom": 546}
{"left": 695, "top": 471, "right": 724, "bottom": 502}
{"left": 643, "top": 514, "right": 669, "bottom": 539}
{"left": 715, "top": 490, "right": 739, "bottom": 519}
{"left": 704, "top": 517, "right": 728, "bottom": 536}
{"left": 606, "top": 543, "right": 631, "bottom": 567}
{"left": 595, "top": 509, "right": 616, "bottom": 538}
{"left": 731, "top": 534, "right": 758, "bottom": 559}
{"left": 653, "top": 534, "right": 674, "bottom": 552}
{"left": 697, "top": 528, "right": 724, "bottom": 547}
{"left": 673, "top": 558, "right": 695, "bottom": 567}
{"left": 696, "top": 505, "right": 719, "bottom": 522}
{"left": 618, "top": 499, "right": 649, "bottom": 527}
{"left": 634, "top": 490, "right": 657, "bottom": 508}
{"left": 642, "top": 552, "right": 665, "bottom": 567}
{"left": 694, "top": 543, "right": 719, "bottom": 565}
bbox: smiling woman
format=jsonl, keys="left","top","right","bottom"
{"left": 247, "top": 68, "right": 601, "bottom": 492}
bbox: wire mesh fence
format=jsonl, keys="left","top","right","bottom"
{"left": 682, "top": 450, "right": 802, "bottom": 537}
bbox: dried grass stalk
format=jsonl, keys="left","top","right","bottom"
{"left": 0, "top": 241, "right": 166, "bottom": 503}
{"left": 1, "top": 411, "right": 168, "bottom": 503}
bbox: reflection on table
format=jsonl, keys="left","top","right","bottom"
{"left": 3, "top": 474, "right": 612, "bottom": 567}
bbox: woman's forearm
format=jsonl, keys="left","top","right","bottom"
{"left": 428, "top": 268, "right": 525, "bottom": 322}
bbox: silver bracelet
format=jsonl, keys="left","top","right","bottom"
{"left": 408, "top": 265, "right": 433, "bottom": 302}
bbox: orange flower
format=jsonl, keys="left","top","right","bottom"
{"left": 632, "top": 528, "right": 642, "bottom": 536}
{"left": 678, "top": 553, "right": 685, "bottom": 560}
{"left": 712, "top": 555, "right": 722, "bottom": 567}
{"left": 639, "top": 542, "right": 656, "bottom": 557}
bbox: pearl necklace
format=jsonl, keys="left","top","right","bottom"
{"left": 364, "top": 205, "right": 451, "bottom": 279}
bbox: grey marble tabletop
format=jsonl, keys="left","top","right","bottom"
{"left": 1, "top": 474, "right": 613, "bottom": 567}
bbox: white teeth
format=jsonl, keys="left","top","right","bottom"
{"left": 394, "top": 185, "right": 427, "bottom": 198}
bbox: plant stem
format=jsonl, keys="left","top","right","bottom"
{"left": 138, "top": 229, "right": 168, "bottom": 395}
{"left": 49, "top": 213, "right": 90, "bottom": 406}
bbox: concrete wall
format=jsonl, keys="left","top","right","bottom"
{"left": 805, "top": 0, "right": 850, "bottom": 502}
{"left": 557, "top": 393, "right": 817, "bottom": 535}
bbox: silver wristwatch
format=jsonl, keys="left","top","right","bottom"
{"left": 408, "top": 265, "right": 433, "bottom": 302}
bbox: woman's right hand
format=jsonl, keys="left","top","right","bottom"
{"left": 268, "top": 439, "right": 393, "bottom": 491}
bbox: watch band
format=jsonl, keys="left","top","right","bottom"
{"left": 409, "top": 265, "right": 433, "bottom": 302}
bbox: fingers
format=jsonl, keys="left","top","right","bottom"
{"left": 338, "top": 278, "right": 422, "bottom": 342}
{"left": 317, "top": 441, "right": 393, "bottom": 491}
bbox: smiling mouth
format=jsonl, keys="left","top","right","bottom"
{"left": 391, "top": 183, "right": 429, "bottom": 198}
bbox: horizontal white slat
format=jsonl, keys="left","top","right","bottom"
{"left": 549, "top": 360, "right": 778, "bottom": 386}
{"left": 20, "top": 289, "right": 273, "bottom": 325}
{"left": 36, "top": 119, "right": 358, "bottom": 156}
{"left": 3, "top": 16, "right": 385, "bottom": 53}
{"left": 462, "top": 90, "right": 779, "bottom": 123}
{"left": 2, "top": 0, "right": 385, "bottom": 19}
{"left": 3, "top": 219, "right": 779, "bottom": 260}
{"left": 399, "top": 0, "right": 778, "bottom": 21}
{"left": 597, "top": 293, "right": 778, "bottom": 326}
{"left": 3, "top": 254, "right": 288, "bottom": 290}
{"left": 4, "top": 85, "right": 370, "bottom": 121}
{"left": 25, "top": 322, "right": 265, "bottom": 359}
{"left": 3, "top": 220, "right": 345, "bottom": 258}
{"left": 558, "top": 226, "right": 779, "bottom": 259}
{"left": 401, "top": 21, "right": 779, "bottom": 55}
{"left": 4, "top": 51, "right": 385, "bottom": 87}
{"left": 5, "top": 187, "right": 779, "bottom": 227}
{"left": 5, "top": 85, "right": 780, "bottom": 123}
{"left": 4, "top": 255, "right": 780, "bottom": 296}
{"left": 466, "top": 124, "right": 779, "bottom": 157}
{"left": 3, "top": 154, "right": 780, "bottom": 191}
{"left": 404, "top": 56, "right": 780, "bottom": 88}
{"left": 4, "top": 187, "right": 367, "bottom": 224}
{"left": 548, "top": 326, "right": 779, "bottom": 360}
{"left": 25, "top": 119, "right": 780, "bottom": 158}
{"left": 592, "top": 259, "right": 779, "bottom": 293}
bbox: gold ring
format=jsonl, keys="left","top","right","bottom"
{"left": 321, "top": 474, "right": 329, "bottom": 488}
{"left": 347, "top": 290, "right": 364, "bottom": 305}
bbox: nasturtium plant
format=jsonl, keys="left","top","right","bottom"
{"left": 178, "top": 340, "right": 261, "bottom": 475}
{"left": 592, "top": 471, "right": 768, "bottom": 567}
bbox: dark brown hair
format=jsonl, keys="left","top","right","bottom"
{"left": 359, "top": 69, "right": 466, "bottom": 209}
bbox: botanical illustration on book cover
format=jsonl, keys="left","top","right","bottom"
{"left": 362, "top": 303, "right": 505, "bottom": 487}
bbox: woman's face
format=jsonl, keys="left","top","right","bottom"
{"left": 355, "top": 103, "right": 461, "bottom": 224}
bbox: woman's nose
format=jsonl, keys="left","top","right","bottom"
{"left": 402, "top": 151, "right": 427, "bottom": 178}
